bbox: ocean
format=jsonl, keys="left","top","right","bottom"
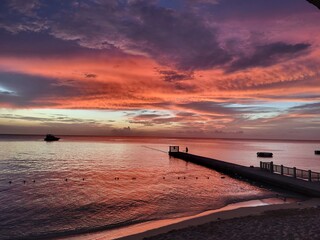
{"left": 0, "top": 135, "right": 319, "bottom": 239}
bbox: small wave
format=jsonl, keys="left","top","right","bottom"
{"left": 1, "top": 219, "right": 149, "bottom": 240}
{"left": 0, "top": 188, "right": 10, "bottom": 193}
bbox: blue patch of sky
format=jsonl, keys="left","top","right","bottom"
{"left": 243, "top": 112, "right": 279, "bottom": 120}
{"left": 0, "top": 86, "right": 14, "bottom": 94}
{"left": 225, "top": 102, "right": 308, "bottom": 120}
{"left": 225, "top": 102, "right": 305, "bottom": 111}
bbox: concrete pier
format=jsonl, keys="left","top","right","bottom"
{"left": 169, "top": 150, "right": 320, "bottom": 197}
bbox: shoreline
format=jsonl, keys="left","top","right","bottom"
{"left": 58, "top": 197, "right": 302, "bottom": 240}
{"left": 142, "top": 198, "right": 320, "bottom": 240}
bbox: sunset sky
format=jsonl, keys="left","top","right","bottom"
{"left": 0, "top": 0, "right": 320, "bottom": 139}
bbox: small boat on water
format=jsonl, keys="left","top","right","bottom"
{"left": 257, "top": 152, "right": 273, "bottom": 158}
{"left": 44, "top": 134, "right": 60, "bottom": 142}
{"left": 315, "top": 150, "right": 320, "bottom": 155}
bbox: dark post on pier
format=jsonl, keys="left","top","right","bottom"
{"left": 168, "top": 146, "right": 320, "bottom": 197}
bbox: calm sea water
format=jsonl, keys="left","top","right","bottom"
{"left": 0, "top": 136, "right": 319, "bottom": 239}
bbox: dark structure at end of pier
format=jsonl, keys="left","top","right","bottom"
{"left": 168, "top": 146, "right": 320, "bottom": 197}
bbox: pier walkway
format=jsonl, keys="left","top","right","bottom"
{"left": 169, "top": 150, "right": 320, "bottom": 197}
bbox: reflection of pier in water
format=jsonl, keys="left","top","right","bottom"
{"left": 169, "top": 146, "right": 320, "bottom": 197}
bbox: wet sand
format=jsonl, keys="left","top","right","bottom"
{"left": 121, "top": 198, "right": 320, "bottom": 240}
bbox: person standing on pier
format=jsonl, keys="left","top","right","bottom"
{"left": 186, "top": 147, "right": 188, "bottom": 153}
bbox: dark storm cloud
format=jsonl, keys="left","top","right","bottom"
{"left": 0, "top": 73, "right": 80, "bottom": 107}
{"left": 228, "top": 42, "right": 311, "bottom": 72}
{"left": 122, "top": 1, "right": 231, "bottom": 70}
{"left": 0, "top": 0, "right": 231, "bottom": 71}
{"left": 0, "top": 30, "right": 116, "bottom": 58}
{"left": 0, "top": 0, "right": 315, "bottom": 72}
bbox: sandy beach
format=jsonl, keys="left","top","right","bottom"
{"left": 115, "top": 198, "right": 320, "bottom": 240}
{"left": 143, "top": 207, "right": 320, "bottom": 240}
{"left": 58, "top": 197, "right": 316, "bottom": 240}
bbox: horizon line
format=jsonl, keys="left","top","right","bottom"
{"left": 0, "top": 133, "right": 319, "bottom": 142}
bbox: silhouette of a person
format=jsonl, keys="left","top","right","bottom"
{"left": 186, "top": 147, "right": 188, "bottom": 153}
